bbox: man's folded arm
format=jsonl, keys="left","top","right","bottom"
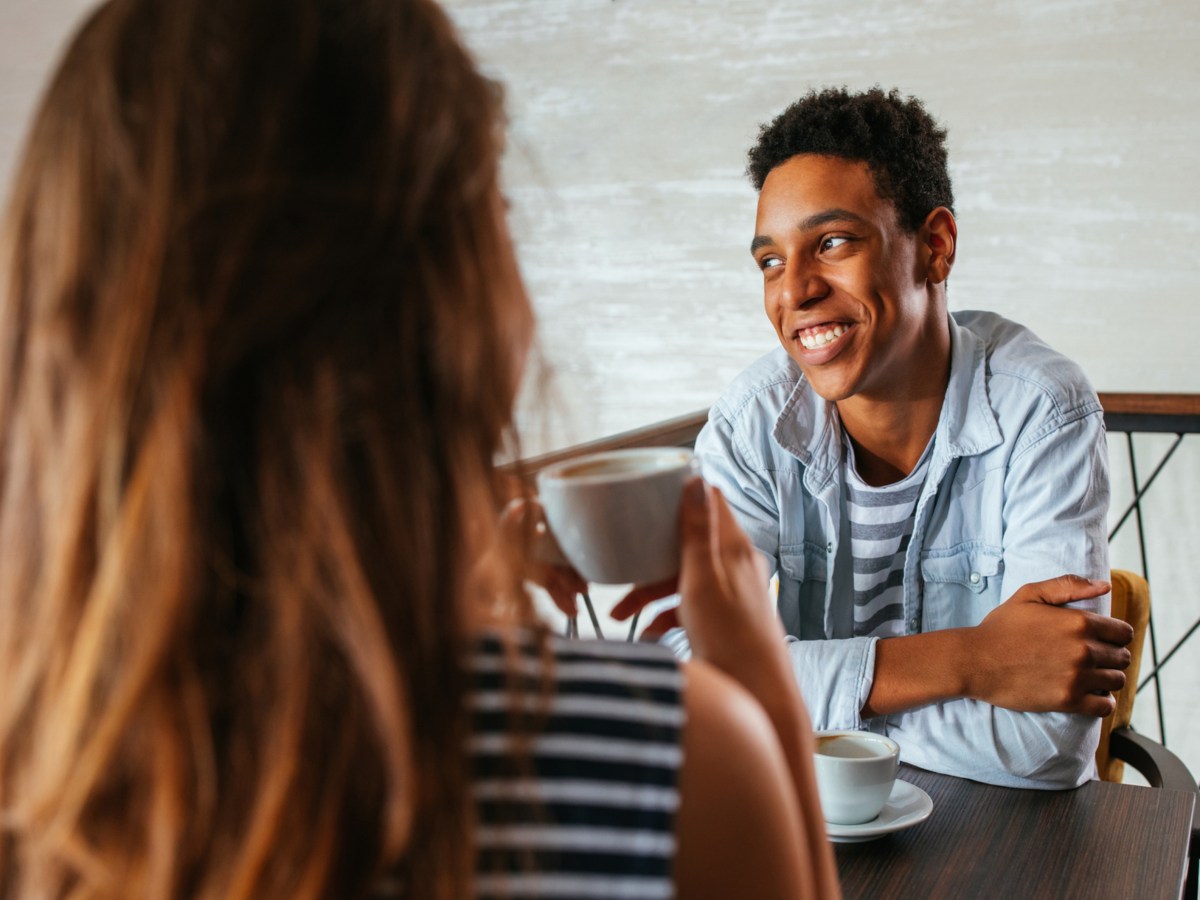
{"left": 784, "top": 629, "right": 1103, "bottom": 789}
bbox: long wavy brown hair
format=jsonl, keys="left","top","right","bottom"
{"left": 0, "top": 0, "right": 537, "bottom": 896}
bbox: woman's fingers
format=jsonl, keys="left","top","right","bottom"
{"left": 677, "top": 478, "right": 717, "bottom": 592}
{"left": 531, "top": 562, "right": 582, "bottom": 617}
{"left": 502, "top": 496, "right": 590, "bottom": 616}
{"left": 709, "top": 487, "right": 768, "bottom": 584}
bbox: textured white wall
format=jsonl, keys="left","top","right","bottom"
{"left": 442, "top": 0, "right": 1200, "bottom": 453}
{"left": 4, "top": 0, "right": 1198, "bottom": 782}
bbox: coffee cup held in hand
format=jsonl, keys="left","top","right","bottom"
{"left": 535, "top": 448, "right": 699, "bottom": 585}
{"left": 813, "top": 730, "right": 900, "bottom": 825}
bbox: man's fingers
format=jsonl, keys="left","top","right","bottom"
{"left": 1021, "top": 574, "right": 1111, "bottom": 607}
{"left": 610, "top": 577, "right": 679, "bottom": 621}
{"left": 1077, "top": 692, "right": 1118, "bottom": 718}
{"left": 1063, "top": 664, "right": 1126, "bottom": 718}
{"left": 1083, "top": 612, "right": 1134, "bottom": 648}
{"left": 1083, "top": 632, "right": 1133, "bottom": 669}
{"left": 638, "top": 607, "right": 681, "bottom": 641}
{"left": 1090, "top": 668, "right": 1127, "bottom": 695}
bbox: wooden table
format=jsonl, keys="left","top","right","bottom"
{"left": 834, "top": 764, "right": 1196, "bottom": 900}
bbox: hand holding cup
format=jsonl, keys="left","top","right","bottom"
{"left": 536, "top": 448, "right": 699, "bottom": 586}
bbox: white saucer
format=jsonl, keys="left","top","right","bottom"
{"left": 825, "top": 779, "right": 933, "bottom": 843}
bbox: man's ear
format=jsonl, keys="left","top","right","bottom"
{"left": 923, "top": 207, "right": 957, "bottom": 285}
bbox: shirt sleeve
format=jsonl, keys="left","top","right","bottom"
{"left": 694, "top": 406, "right": 879, "bottom": 734}
{"left": 882, "top": 408, "right": 1111, "bottom": 789}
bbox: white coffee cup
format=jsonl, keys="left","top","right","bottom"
{"left": 812, "top": 730, "right": 900, "bottom": 826}
{"left": 535, "top": 447, "right": 699, "bottom": 585}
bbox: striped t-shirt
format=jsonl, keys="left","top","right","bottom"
{"left": 468, "top": 632, "right": 684, "bottom": 898}
{"left": 843, "top": 437, "right": 932, "bottom": 639}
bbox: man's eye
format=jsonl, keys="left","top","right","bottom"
{"left": 821, "top": 236, "right": 850, "bottom": 251}
{"left": 759, "top": 257, "right": 783, "bottom": 271}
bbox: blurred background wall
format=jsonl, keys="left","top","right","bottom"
{"left": 4, "top": 0, "right": 1197, "bottom": 782}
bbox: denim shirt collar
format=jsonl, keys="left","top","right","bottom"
{"left": 935, "top": 314, "right": 1004, "bottom": 460}
{"left": 771, "top": 312, "right": 1004, "bottom": 479}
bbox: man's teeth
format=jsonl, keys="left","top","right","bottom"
{"left": 798, "top": 324, "right": 847, "bottom": 350}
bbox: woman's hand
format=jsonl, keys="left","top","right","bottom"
{"left": 500, "top": 497, "right": 586, "bottom": 617}
{"left": 614, "top": 477, "right": 839, "bottom": 897}
{"left": 612, "top": 478, "right": 789, "bottom": 688}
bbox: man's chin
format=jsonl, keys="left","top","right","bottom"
{"left": 792, "top": 360, "right": 859, "bottom": 405}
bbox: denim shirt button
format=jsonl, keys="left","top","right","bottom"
{"left": 826, "top": 542, "right": 834, "bottom": 555}
{"left": 969, "top": 572, "right": 981, "bottom": 584}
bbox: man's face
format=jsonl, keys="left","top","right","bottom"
{"left": 750, "top": 154, "right": 941, "bottom": 405}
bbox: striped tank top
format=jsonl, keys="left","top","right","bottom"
{"left": 469, "top": 632, "right": 684, "bottom": 898}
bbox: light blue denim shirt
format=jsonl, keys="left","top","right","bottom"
{"left": 694, "top": 310, "right": 1110, "bottom": 789}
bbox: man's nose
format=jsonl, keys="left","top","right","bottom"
{"left": 779, "top": 264, "right": 828, "bottom": 310}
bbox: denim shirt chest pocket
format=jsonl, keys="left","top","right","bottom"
{"left": 919, "top": 547, "right": 1004, "bottom": 630}
{"left": 777, "top": 541, "right": 830, "bottom": 638}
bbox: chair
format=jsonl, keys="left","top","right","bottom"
{"left": 1097, "top": 569, "right": 1199, "bottom": 898}
{"left": 1096, "top": 570, "right": 1151, "bottom": 783}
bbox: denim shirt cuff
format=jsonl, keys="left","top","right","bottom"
{"left": 853, "top": 637, "right": 878, "bottom": 729}
{"left": 784, "top": 634, "right": 878, "bottom": 731}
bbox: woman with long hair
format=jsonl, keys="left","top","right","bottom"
{"left": 0, "top": 0, "right": 837, "bottom": 897}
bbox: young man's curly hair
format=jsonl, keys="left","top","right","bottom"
{"left": 747, "top": 87, "right": 955, "bottom": 233}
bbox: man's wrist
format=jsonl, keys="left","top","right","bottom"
{"left": 864, "top": 627, "right": 976, "bottom": 717}
{"left": 943, "top": 626, "right": 976, "bottom": 701}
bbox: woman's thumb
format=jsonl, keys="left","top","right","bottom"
{"left": 678, "top": 477, "right": 714, "bottom": 567}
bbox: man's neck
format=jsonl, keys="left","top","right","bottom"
{"left": 838, "top": 402, "right": 939, "bottom": 485}
{"left": 836, "top": 336, "right": 951, "bottom": 487}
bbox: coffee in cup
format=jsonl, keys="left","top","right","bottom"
{"left": 535, "top": 447, "right": 699, "bottom": 585}
{"left": 812, "top": 730, "right": 900, "bottom": 825}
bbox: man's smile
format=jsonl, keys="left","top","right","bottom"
{"left": 796, "top": 321, "right": 852, "bottom": 351}
{"left": 796, "top": 321, "right": 854, "bottom": 350}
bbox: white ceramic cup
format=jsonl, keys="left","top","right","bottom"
{"left": 812, "top": 730, "right": 900, "bottom": 826}
{"left": 535, "top": 447, "right": 699, "bottom": 585}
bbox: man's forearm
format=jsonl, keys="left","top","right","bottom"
{"left": 862, "top": 628, "right": 972, "bottom": 717}
{"left": 864, "top": 576, "right": 1129, "bottom": 719}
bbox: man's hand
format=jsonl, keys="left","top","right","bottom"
{"left": 866, "top": 574, "right": 1133, "bottom": 719}
{"left": 965, "top": 575, "right": 1133, "bottom": 717}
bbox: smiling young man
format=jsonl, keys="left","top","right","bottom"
{"left": 691, "top": 88, "right": 1133, "bottom": 788}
